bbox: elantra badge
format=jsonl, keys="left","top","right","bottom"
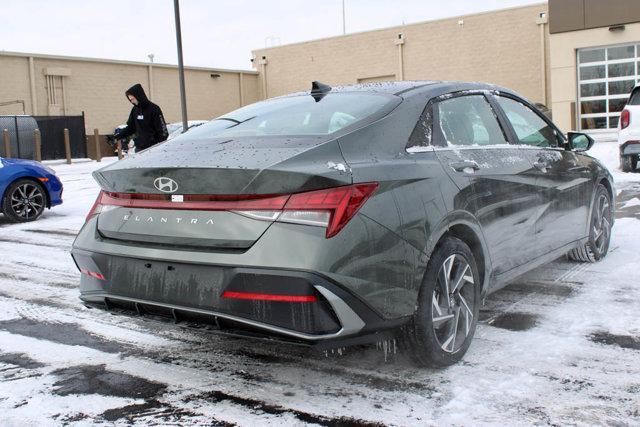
{"left": 154, "top": 177, "right": 179, "bottom": 193}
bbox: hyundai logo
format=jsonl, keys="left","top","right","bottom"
{"left": 154, "top": 177, "right": 179, "bottom": 193}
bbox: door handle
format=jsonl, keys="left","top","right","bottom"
{"left": 450, "top": 161, "right": 480, "bottom": 173}
{"left": 568, "top": 166, "right": 590, "bottom": 174}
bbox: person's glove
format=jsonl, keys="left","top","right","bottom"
{"left": 113, "top": 128, "right": 124, "bottom": 139}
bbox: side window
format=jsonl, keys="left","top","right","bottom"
{"left": 407, "top": 103, "right": 433, "bottom": 149}
{"left": 435, "top": 95, "right": 507, "bottom": 146}
{"left": 496, "top": 96, "right": 559, "bottom": 147}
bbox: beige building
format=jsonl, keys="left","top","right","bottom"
{"left": 0, "top": 51, "right": 260, "bottom": 133}
{"left": 549, "top": 0, "right": 640, "bottom": 137}
{"left": 2, "top": 0, "right": 640, "bottom": 147}
{"left": 252, "top": 0, "right": 640, "bottom": 139}
{"left": 252, "top": 3, "right": 551, "bottom": 109}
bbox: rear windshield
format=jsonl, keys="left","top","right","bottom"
{"left": 629, "top": 87, "right": 640, "bottom": 105}
{"left": 184, "top": 93, "right": 395, "bottom": 138}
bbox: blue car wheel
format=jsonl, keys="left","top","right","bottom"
{"left": 2, "top": 178, "right": 46, "bottom": 222}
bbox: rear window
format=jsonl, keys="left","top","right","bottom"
{"left": 184, "top": 93, "right": 395, "bottom": 139}
{"left": 629, "top": 87, "right": 640, "bottom": 105}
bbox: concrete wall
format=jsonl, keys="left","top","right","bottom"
{"left": 252, "top": 3, "right": 550, "bottom": 105}
{"left": 549, "top": 22, "right": 640, "bottom": 132}
{"left": 0, "top": 56, "right": 33, "bottom": 115}
{"left": 0, "top": 52, "right": 259, "bottom": 133}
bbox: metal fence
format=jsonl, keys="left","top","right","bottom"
{"left": 0, "top": 115, "right": 87, "bottom": 160}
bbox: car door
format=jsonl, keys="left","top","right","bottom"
{"left": 493, "top": 94, "right": 593, "bottom": 254}
{"left": 430, "top": 92, "right": 542, "bottom": 276}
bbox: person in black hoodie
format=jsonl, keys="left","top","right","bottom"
{"left": 114, "top": 83, "right": 168, "bottom": 152}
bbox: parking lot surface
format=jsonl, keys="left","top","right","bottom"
{"left": 0, "top": 144, "right": 639, "bottom": 425}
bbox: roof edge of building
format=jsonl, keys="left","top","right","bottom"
{"left": 0, "top": 50, "right": 258, "bottom": 75}
{"left": 252, "top": 1, "right": 548, "bottom": 55}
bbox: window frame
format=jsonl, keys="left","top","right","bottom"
{"left": 406, "top": 90, "right": 511, "bottom": 150}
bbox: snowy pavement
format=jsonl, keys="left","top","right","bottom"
{"left": 0, "top": 142, "right": 639, "bottom": 426}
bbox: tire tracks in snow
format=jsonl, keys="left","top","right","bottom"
{"left": 0, "top": 274, "right": 438, "bottom": 401}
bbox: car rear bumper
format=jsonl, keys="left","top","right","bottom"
{"left": 71, "top": 248, "right": 407, "bottom": 345}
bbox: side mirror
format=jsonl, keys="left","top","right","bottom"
{"left": 567, "top": 132, "right": 594, "bottom": 152}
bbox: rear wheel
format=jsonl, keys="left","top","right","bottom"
{"left": 568, "top": 184, "right": 612, "bottom": 263}
{"left": 2, "top": 179, "right": 46, "bottom": 222}
{"left": 621, "top": 155, "right": 637, "bottom": 172}
{"left": 403, "top": 236, "right": 481, "bottom": 367}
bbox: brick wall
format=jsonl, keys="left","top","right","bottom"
{"left": 0, "top": 52, "right": 259, "bottom": 133}
{"left": 252, "top": 3, "right": 550, "bottom": 105}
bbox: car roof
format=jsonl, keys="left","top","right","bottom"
{"left": 277, "top": 80, "right": 519, "bottom": 99}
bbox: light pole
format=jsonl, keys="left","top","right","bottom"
{"left": 173, "top": 0, "right": 188, "bottom": 133}
{"left": 342, "top": 0, "right": 346, "bottom": 35}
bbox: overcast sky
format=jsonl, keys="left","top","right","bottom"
{"left": 1, "top": 0, "right": 544, "bottom": 70}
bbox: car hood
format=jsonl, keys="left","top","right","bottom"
{"left": 0, "top": 157, "right": 42, "bottom": 167}
{"left": 0, "top": 157, "right": 48, "bottom": 169}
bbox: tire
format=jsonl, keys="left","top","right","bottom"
{"left": 403, "top": 236, "right": 481, "bottom": 367}
{"left": 1, "top": 179, "right": 47, "bottom": 222}
{"left": 621, "top": 155, "right": 637, "bottom": 172}
{"left": 568, "top": 184, "right": 612, "bottom": 263}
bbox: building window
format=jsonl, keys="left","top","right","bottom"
{"left": 578, "top": 43, "right": 640, "bottom": 130}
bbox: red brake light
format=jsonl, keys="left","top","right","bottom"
{"left": 284, "top": 183, "right": 379, "bottom": 237}
{"left": 221, "top": 291, "right": 317, "bottom": 302}
{"left": 85, "top": 183, "right": 379, "bottom": 238}
{"left": 97, "top": 191, "right": 289, "bottom": 211}
{"left": 80, "top": 268, "right": 105, "bottom": 280}
{"left": 85, "top": 191, "right": 105, "bottom": 222}
{"left": 621, "top": 109, "right": 631, "bottom": 129}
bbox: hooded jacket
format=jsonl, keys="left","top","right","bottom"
{"left": 118, "top": 84, "right": 169, "bottom": 150}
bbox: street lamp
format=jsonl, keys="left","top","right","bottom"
{"left": 342, "top": 0, "right": 346, "bottom": 35}
{"left": 173, "top": 0, "right": 188, "bottom": 133}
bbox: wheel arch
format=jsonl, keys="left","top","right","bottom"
{"left": 425, "top": 212, "right": 492, "bottom": 296}
{"left": 1, "top": 176, "right": 51, "bottom": 209}
{"left": 595, "top": 175, "right": 615, "bottom": 227}
{"left": 598, "top": 176, "right": 614, "bottom": 202}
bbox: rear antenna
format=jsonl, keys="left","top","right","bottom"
{"left": 311, "top": 81, "right": 331, "bottom": 102}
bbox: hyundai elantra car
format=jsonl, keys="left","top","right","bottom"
{"left": 72, "top": 81, "right": 613, "bottom": 367}
{"left": 1, "top": 157, "right": 63, "bottom": 222}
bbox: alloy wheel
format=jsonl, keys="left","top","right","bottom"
{"left": 432, "top": 254, "right": 475, "bottom": 353}
{"left": 593, "top": 193, "right": 611, "bottom": 253}
{"left": 10, "top": 183, "right": 44, "bottom": 220}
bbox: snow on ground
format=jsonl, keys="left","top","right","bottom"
{"left": 589, "top": 139, "right": 637, "bottom": 184}
{"left": 0, "top": 146, "right": 638, "bottom": 426}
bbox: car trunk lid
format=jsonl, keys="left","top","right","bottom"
{"left": 91, "top": 137, "right": 352, "bottom": 249}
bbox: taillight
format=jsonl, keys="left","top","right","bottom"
{"left": 85, "top": 191, "right": 105, "bottom": 222}
{"left": 221, "top": 291, "right": 317, "bottom": 302}
{"left": 86, "top": 183, "right": 379, "bottom": 238}
{"left": 80, "top": 268, "right": 105, "bottom": 280}
{"left": 281, "top": 183, "right": 379, "bottom": 237}
{"left": 621, "top": 109, "right": 631, "bottom": 129}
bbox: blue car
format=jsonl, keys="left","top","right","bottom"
{"left": 0, "top": 157, "right": 63, "bottom": 222}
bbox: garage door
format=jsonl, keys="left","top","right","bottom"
{"left": 578, "top": 43, "right": 640, "bottom": 131}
